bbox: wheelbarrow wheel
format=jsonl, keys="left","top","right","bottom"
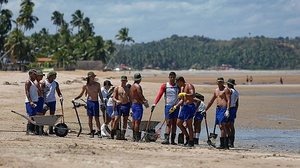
{"left": 55, "top": 123, "right": 68, "bottom": 137}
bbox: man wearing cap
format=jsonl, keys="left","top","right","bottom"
{"left": 25, "top": 69, "right": 38, "bottom": 134}
{"left": 130, "top": 73, "right": 149, "bottom": 141}
{"left": 175, "top": 76, "right": 196, "bottom": 147}
{"left": 111, "top": 76, "right": 131, "bottom": 140}
{"left": 205, "top": 77, "right": 231, "bottom": 149}
{"left": 73, "top": 72, "right": 104, "bottom": 138}
{"left": 226, "top": 78, "right": 239, "bottom": 148}
{"left": 41, "top": 70, "right": 63, "bottom": 134}
{"left": 151, "top": 72, "right": 180, "bottom": 145}
{"left": 100, "top": 80, "right": 113, "bottom": 136}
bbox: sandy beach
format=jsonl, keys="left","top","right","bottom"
{"left": 0, "top": 70, "right": 300, "bottom": 168}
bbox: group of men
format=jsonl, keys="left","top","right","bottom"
{"left": 25, "top": 69, "right": 62, "bottom": 135}
{"left": 24, "top": 69, "right": 239, "bottom": 149}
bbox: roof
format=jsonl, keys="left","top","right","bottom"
{"left": 37, "top": 57, "right": 53, "bottom": 62}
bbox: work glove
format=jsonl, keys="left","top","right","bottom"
{"left": 178, "top": 92, "right": 187, "bottom": 98}
{"left": 224, "top": 109, "right": 230, "bottom": 118}
{"left": 151, "top": 104, "right": 156, "bottom": 112}
{"left": 200, "top": 110, "right": 206, "bottom": 117}
{"left": 169, "top": 105, "right": 177, "bottom": 114}
{"left": 144, "top": 100, "right": 149, "bottom": 108}
{"left": 59, "top": 96, "right": 64, "bottom": 102}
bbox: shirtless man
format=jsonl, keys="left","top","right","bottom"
{"left": 175, "top": 76, "right": 196, "bottom": 147}
{"left": 130, "top": 73, "right": 149, "bottom": 142}
{"left": 226, "top": 78, "right": 239, "bottom": 148}
{"left": 152, "top": 72, "right": 180, "bottom": 145}
{"left": 111, "top": 76, "right": 131, "bottom": 140}
{"left": 73, "top": 72, "right": 104, "bottom": 138}
{"left": 25, "top": 69, "right": 38, "bottom": 134}
{"left": 206, "top": 77, "right": 231, "bottom": 149}
{"left": 35, "top": 70, "right": 46, "bottom": 135}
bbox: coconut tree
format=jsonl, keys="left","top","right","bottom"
{"left": 0, "top": 9, "right": 13, "bottom": 52}
{"left": 16, "top": 0, "right": 39, "bottom": 32}
{"left": 51, "top": 11, "right": 64, "bottom": 33}
{"left": 105, "top": 27, "right": 134, "bottom": 69}
{"left": 70, "top": 9, "right": 84, "bottom": 33}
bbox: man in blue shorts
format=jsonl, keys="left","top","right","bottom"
{"left": 175, "top": 76, "right": 196, "bottom": 147}
{"left": 73, "top": 72, "right": 104, "bottom": 138}
{"left": 25, "top": 69, "right": 38, "bottom": 134}
{"left": 41, "top": 71, "right": 63, "bottom": 134}
{"left": 129, "top": 73, "right": 149, "bottom": 142}
{"left": 111, "top": 76, "right": 131, "bottom": 140}
{"left": 206, "top": 77, "right": 231, "bottom": 149}
{"left": 226, "top": 78, "right": 239, "bottom": 148}
{"left": 152, "top": 72, "right": 180, "bottom": 145}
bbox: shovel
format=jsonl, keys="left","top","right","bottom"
{"left": 209, "top": 121, "right": 218, "bottom": 147}
{"left": 141, "top": 106, "right": 155, "bottom": 142}
{"left": 204, "top": 113, "right": 214, "bottom": 147}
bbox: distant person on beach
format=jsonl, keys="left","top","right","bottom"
{"left": 226, "top": 78, "right": 239, "bottom": 148}
{"left": 130, "top": 73, "right": 149, "bottom": 142}
{"left": 206, "top": 77, "right": 231, "bottom": 149}
{"left": 249, "top": 76, "right": 253, "bottom": 84}
{"left": 152, "top": 72, "right": 180, "bottom": 145}
{"left": 175, "top": 76, "right": 196, "bottom": 147}
{"left": 280, "top": 77, "right": 283, "bottom": 84}
{"left": 41, "top": 71, "right": 63, "bottom": 134}
{"left": 73, "top": 72, "right": 104, "bottom": 138}
{"left": 111, "top": 76, "right": 131, "bottom": 140}
{"left": 25, "top": 69, "right": 38, "bottom": 134}
{"left": 246, "top": 76, "right": 249, "bottom": 85}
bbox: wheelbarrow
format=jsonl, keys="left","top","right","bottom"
{"left": 127, "top": 120, "right": 160, "bottom": 142}
{"left": 10, "top": 110, "right": 69, "bottom": 137}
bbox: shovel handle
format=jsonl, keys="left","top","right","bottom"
{"left": 60, "top": 99, "right": 64, "bottom": 123}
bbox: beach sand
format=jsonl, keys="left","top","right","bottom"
{"left": 0, "top": 70, "right": 299, "bottom": 168}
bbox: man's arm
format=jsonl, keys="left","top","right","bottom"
{"left": 112, "top": 87, "right": 121, "bottom": 104}
{"left": 55, "top": 82, "right": 63, "bottom": 98}
{"left": 98, "top": 84, "right": 104, "bottom": 103}
{"left": 153, "top": 83, "right": 166, "bottom": 105}
{"left": 205, "top": 91, "right": 217, "bottom": 111}
{"left": 236, "top": 98, "right": 239, "bottom": 110}
{"left": 225, "top": 88, "right": 231, "bottom": 110}
{"left": 25, "top": 81, "right": 33, "bottom": 103}
{"left": 74, "top": 85, "right": 86, "bottom": 100}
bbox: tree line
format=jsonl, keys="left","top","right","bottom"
{"left": 116, "top": 35, "right": 300, "bottom": 70}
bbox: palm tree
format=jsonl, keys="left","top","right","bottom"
{"left": 70, "top": 10, "right": 84, "bottom": 33}
{"left": 51, "top": 11, "right": 64, "bottom": 33}
{"left": 105, "top": 27, "right": 134, "bottom": 69}
{"left": 115, "top": 27, "right": 135, "bottom": 46}
{"left": 0, "top": 9, "right": 13, "bottom": 35}
{"left": 16, "top": 0, "right": 39, "bottom": 31}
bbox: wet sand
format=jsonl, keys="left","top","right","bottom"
{"left": 0, "top": 70, "right": 300, "bottom": 167}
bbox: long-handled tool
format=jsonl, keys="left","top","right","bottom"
{"left": 141, "top": 106, "right": 155, "bottom": 142}
{"left": 209, "top": 120, "right": 218, "bottom": 147}
{"left": 54, "top": 99, "right": 69, "bottom": 137}
{"left": 204, "top": 113, "right": 214, "bottom": 147}
{"left": 154, "top": 120, "right": 166, "bottom": 140}
{"left": 72, "top": 100, "right": 86, "bottom": 137}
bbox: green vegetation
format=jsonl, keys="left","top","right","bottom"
{"left": 1, "top": 1, "right": 299, "bottom": 70}
{"left": 117, "top": 35, "right": 300, "bottom": 70}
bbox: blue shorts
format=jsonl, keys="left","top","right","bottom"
{"left": 116, "top": 103, "right": 131, "bottom": 117}
{"left": 25, "top": 102, "right": 38, "bottom": 116}
{"left": 132, "top": 103, "right": 143, "bottom": 121}
{"left": 106, "top": 106, "right": 114, "bottom": 118}
{"left": 45, "top": 101, "right": 56, "bottom": 113}
{"left": 87, "top": 100, "right": 100, "bottom": 117}
{"left": 178, "top": 103, "right": 196, "bottom": 121}
{"left": 194, "top": 111, "right": 204, "bottom": 121}
{"left": 165, "top": 105, "right": 179, "bottom": 119}
{"left": 228, "top": 107, "right": 237, "bottom": 123}
{"left": 215, "top": 106, "right": 228, "bottom": 125}
{"left": 36, "top": 97, "right": 44, "bottom": 113}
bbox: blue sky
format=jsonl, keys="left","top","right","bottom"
{"left": 4, "top": 0, "right": 300, "bottom": 43}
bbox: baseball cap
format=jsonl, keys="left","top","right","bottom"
{"left": 227, "top": 78, "right": 236, "bottom": 85}
{"left": 217, "top": 77, "right": 224, "bottom": 82}
{"left": 47, "top": 71, "right": 57, "bottom": 78}
{"left": 87, "top": 71, "right": 96, "bottom": 78}
{"left": 103, "top": 80, "right": 113, "bottom": 86}
{"left": 36, "top": 69, "right": 45, "bottom": 76}
{"left": 133, "top": 73, "right": 142, "bottom": 81}
{"left": 28, "top": 69, "right": 37, "bottom": 74}
{"left": 121, "top": 76, "right": 128, "bottom": 81}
